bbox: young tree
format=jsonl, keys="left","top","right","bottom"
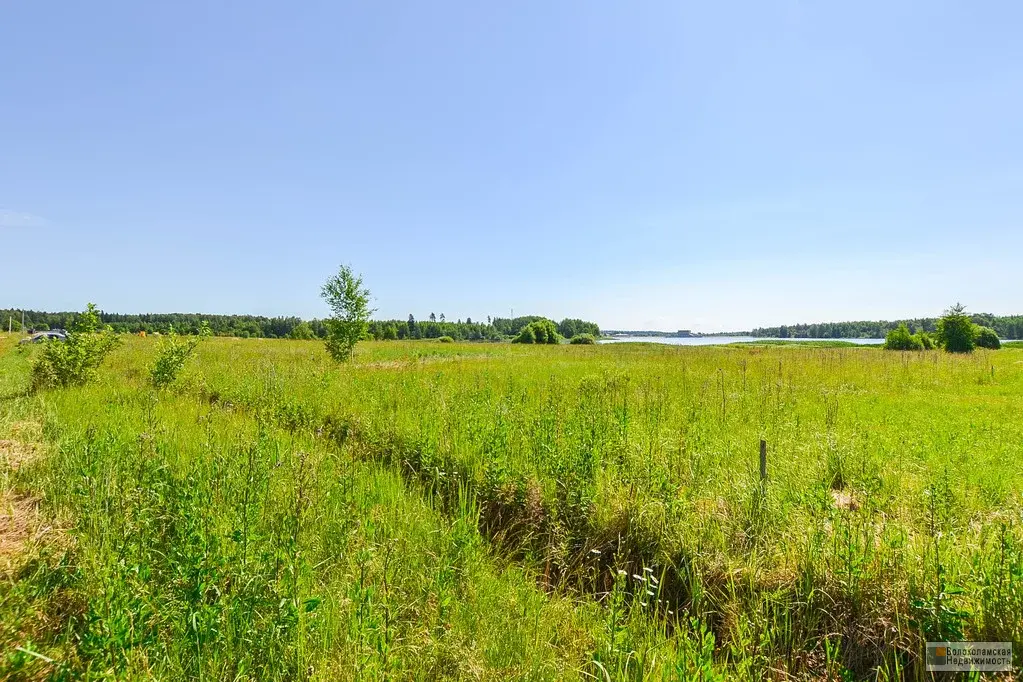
{"left": 321, "top": 264, "right": 374, "bottom": 362}
{"left": 936, "top": 303, "right": 976, "bottom": 353}
{"left": 429, "top": 312, "right": 436, "bottom": 322}
{"left": 151, "top": 321, "right": 211, "bottom": 388}
{"left": 32, "top": 303, "right": 120, "bottom": 388}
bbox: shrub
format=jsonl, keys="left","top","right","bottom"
{"left": 513, "top": 326, "right": 536, "bottom": 344}
{"left": 512, "top": 319, "right": 561, "bottom": 344}
{"left": 533, "top": 321, "right": 551, "bottom": 344}
{"left": 31, "top": 303, "right": 119, "bottom": 389}
{"left": 438, "top": 336, "right": 454, "bottom": 343}
{"left": 151, "top": 322, "right": 211, "bottom": 388}
{"left": 936, "top": 303, "right": 976, "bottom": 353}
{"left": 917, "top": 331, "right": 936, "bottom": 350}
{"left": 289, "top": 322, "right": 315, "bottom": 340}
{"left": 570, "top": 333, "right": 597, "bottom": 345}
{"left": 884, "top": 323, "right": 923, "bottom": 351}
{"left": 974, "top": 325, "right": 1000, "bottom": 350}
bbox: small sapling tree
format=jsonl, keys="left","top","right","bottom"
{"left": 151, "top": 321, "right": 212, "bottom": 388}
{"left": 321, "top": 264, "right": 374, "bottom": 362}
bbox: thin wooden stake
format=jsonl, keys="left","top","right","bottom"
{"left": 759, "top": 439, "right": 767, "bottom": 481}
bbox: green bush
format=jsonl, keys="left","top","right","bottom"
{"left": 437, "top": 336, "right": 454, "bottom": 343}
{"left": 917, "top": 331, "right": 935, "bottom": 350}
{"left": 151, "top": 322, "right": 211, "bottom": 388}
{"left": 974, "top": 325, "right": 1000, "bottom": 350}
{"left": 289, "top": 322, "right": 315, "bottom": 340}
{"left": 884, "top": 323, "right": 923, "bottom": 351}
{"left": 31, "top": 303, "right": 119, "bottom": 389}
{"left": 569, "top": 333, "right": 597, "bottom": 345}
{"left": 936, "top": 304, "right": 976, "bottom": 353}
{"left": 512, "top": 319, "right": 561, "bottom": 344}
{"left": 513, "top": 326, "right": 536, "bottom": 344}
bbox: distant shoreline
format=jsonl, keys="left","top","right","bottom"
{"left": 599, "top": 335, "right": 885, "bottom": 347}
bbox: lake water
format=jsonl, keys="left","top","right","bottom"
{"left": 600, "top": 336, "right": 885, "bottom": 346}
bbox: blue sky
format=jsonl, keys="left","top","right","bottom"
{"left": 2, "top": 1, "right": 1022, "bottom": 331}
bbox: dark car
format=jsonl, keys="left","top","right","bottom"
{"left": 19, "top": 330, "right": 67, "bottom": 345}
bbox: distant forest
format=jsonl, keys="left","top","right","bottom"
{"left": 750, "top": 313, "right": 1023, "bottom": 340}
{"left": 12, "top": 307, "right": 1022, "bottom": 341}
{"left": 1, "top": 309, "right": 600, "bottom": 342}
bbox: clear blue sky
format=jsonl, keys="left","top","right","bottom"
{"left": 3, "top": 1, "right": 1022, "bottom": 331}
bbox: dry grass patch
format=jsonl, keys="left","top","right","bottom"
{"left": 0, "top": 491, "right": 42, "bottom": 571}
{"left": 0, "top": 423, "right": 58, "bottom": 571}
{"left": 0, "top": 439, "right": 41, "bottom": 472}
{"left": 829, "top": 489, "right": 861, "bottom": 511}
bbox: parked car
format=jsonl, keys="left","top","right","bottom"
{"left": 19, "top": 330, "right": 67, "bottom": 345}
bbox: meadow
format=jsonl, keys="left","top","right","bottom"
{"left": 1, "top": 333, "right": 1021, "bottom": 680}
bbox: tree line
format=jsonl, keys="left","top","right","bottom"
{"left": 750, "top": 313, "right": 1023, "bottom": 340}
{"left": 3, "top": 310, "right": 304, "bottom": 338}
{"left": 2, "top": 308, "right": 601, "bottom": 342}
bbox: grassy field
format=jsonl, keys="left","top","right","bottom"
{"left": 1, "top": 334, "right": 1021, "bottom": 680}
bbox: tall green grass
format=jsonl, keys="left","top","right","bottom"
{"left": 2, "top": 336, "right": 1021, "bottom": 679}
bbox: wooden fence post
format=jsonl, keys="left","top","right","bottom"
{"left": 759, "top": 439, "right": 767, "bottom": 481}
